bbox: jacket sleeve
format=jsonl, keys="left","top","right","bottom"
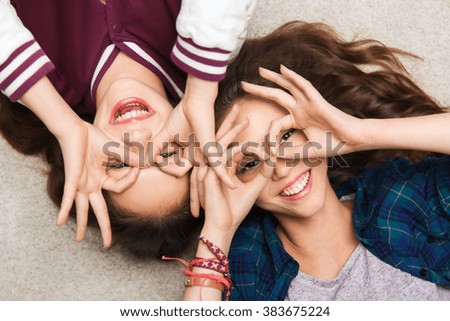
{"left": 171, "top": 0, "right": 257, "bottom": 81}
{"left": 0, "top": 0, "right": 54, "bottom": 102}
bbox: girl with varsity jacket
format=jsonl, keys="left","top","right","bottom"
{"left": 0, "top": 0, "right": 256, "bottom": 257}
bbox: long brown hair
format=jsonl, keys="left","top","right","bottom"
{"left": 215, "top": 21, "right": 446, "bottom": 183}
{"left": 0, "top": 94, "right": 200, "bottom": 259}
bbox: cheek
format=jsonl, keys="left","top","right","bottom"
{"left": 255, "top": 184, "right": 275, "bottom": 208}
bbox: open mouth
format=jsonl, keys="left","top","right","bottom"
{"left": 279, "top": 169, "right": 312, "bottom": 200}
{"left": 109, "top": 97, "right": 156, "bottom": 125}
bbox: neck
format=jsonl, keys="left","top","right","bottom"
{"left": 95, "top": 51, "right": 166, "bottom": 107}
{"left": 274, "top": 181, "right": 358, "bottom": 280}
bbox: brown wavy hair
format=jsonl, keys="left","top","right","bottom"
{"left": 215, "top": 21, "right": 446, "bottom": 183}
{"left": 0, "top": 97, "right": 200, "bottom": 259}
{"left": 1, "top": 20, "right": 446, "bottom": 258}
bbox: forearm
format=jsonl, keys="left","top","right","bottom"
{"left": 19, "top": 76, "right": 81, "bottom": 138}
{"left": 362, "top": 113, "right": 450, "bottom": 154}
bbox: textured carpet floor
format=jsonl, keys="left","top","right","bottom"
{"left": 1, "top": 0, "right": 449, "bottom": 300}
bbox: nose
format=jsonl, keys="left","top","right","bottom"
{"left": 128, "top": 128, "right": 153, "bottom": 145}
{"left": 125, "top": 128, "right": 153, "bottom": 163}
{"left": 271, "top": 158, "right": 293, "bottom": 181}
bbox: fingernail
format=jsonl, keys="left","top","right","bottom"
{"left": 271, "top": 147, "right": 277, "bottom": 156}
{"left": 55, "top": 217, "right": 62, "bottom": 226}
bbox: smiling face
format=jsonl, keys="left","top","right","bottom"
{"left": 227, "top": 97, "right": 330, "bottom": 219}
{"left": 94, "top": 78, "right": 173, "bottom": 150}
{"left": 92, "top": 52, "right": 189, "bottom": 218}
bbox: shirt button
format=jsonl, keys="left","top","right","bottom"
{"left": 427, "top": 236, "right": 436, "bottom": 243}
{"left": 419, "top": 268, "right": 428, "bottom": 276}
{"left": 113, "top": 24, "right": 123, "bottom": 33}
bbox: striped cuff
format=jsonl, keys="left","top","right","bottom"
{"left": 171, "top": 36, "right": 231, "bottom": 82}
{"left": 0, "top": 40, "right": 55, "bottom": 102}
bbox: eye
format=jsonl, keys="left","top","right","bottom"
{"left": 109, "top": 162, "right": 129, "bottom": 169}
{"left": 237, "top": 155, "right": 260, "bottom": 175}
{"left": 280, "top": 129, "right": 296, "bottom": 144}
{"left": 160, "top": 151, "right": 175, "bottom": 158}
{"left": 160, "top": 143, "right": 180, "bottom": 159}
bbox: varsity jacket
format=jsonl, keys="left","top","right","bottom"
{"left": 0, "top": 0, "right": 256, "bottom": 115}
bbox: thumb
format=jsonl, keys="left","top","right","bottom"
{"left": 245, "top": 153, "right": 275, "bottom": 196}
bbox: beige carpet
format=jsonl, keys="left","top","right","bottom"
{"left": 1, "top": 0, "right": 449, "bottom": 300}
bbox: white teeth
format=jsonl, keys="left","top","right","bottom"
{"left": 281, "top": 171, "right": 311, "bottom": 196}
{"left": 115, "top": 109, "right": 151, "bottom": 122}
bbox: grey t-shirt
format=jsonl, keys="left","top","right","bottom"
{"left": 286, "top": 244, "right": 450, "bottom": 301}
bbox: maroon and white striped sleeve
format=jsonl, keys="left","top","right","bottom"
{"left": 172, "top": 0, "right": 257, "bottom": 81}
{"left": 171, "top": 36, "right": 231, "bottom": 81}
{"left": 0, "top": 1, "right": 54, "bottom": 102}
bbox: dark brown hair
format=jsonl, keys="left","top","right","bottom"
{"left": 0, "top": 96, "right": 200, "bottom": 259}
{"left": 215, "top": 21, "right": 446, "bottom": 183}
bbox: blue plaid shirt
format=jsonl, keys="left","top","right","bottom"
{"left": 229, "top": 156, "right": 450, "bottom": 300}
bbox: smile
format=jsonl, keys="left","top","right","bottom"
{"left": 279, "top": 169, "right": 312, "bottom": 200}
{"left": 109, "top": 97, "right": 156, "bottom": 125}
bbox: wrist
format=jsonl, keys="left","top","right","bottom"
{"left": 359, "top": 118, "right": 379, "bottom": 151}
{"left": 185, "top": 74, "right": 218, "bottom": 103}
{"left": 197, "top": 226, "right": 236, "bottom": 257}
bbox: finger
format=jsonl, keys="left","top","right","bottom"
{"left": 206, "top": 140, "right": 236, "bottom": 189}
{"left": 217, "top": 118, "right": 249, "bottom": 148}
{"left": 196, "top": 165, "right": 209, "bottom": 209}
{"left": 205, "top": 142, "right": 238, "bottom": 188}
{"left": 149, "top": 127, "right": 172, "bottom": 165}
{"left": 155, "top": 154, "right": 193, "bottom": 177}
{"left": 107, "top": 141, "right": 145, "bottom": 168}
{"left": 245, "top": 153, "right": 275, "bottom": 195}
{"left": 57, "top": 177, "right": 77, "bottom": 226}
{"left": 102, "top": 167, "right": 140, "bottom": 193}
{"left": 88, "top": 192, "right": 112, "bottom": 249}
{"left": 241, "top": 81, "right": 297, "bottom": 113}
{"left": 258, "top": 67, "right": 305, "bottom": 100}
{"left": 216, "top": 104, "right": 241, "bottom": 140}
{"left": 190, "top": 167, "right": 200, "bottom": 217}
{"left": 204, "top": 166, "right": 221, "bottom": 186}
{"left": 267, "top": 114, "right": 296, "bottom": 156}
{"left": 226, "top": 144, "right": 245, "bottom": 167}
{"left": 75, "top": 192, "right": 89, "bottom": 242}
{"left": 280, "top": 65, "right": 317, "bottom": 100}
{"left": 209, "top": 162, "right": 236, "bottom": 189}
